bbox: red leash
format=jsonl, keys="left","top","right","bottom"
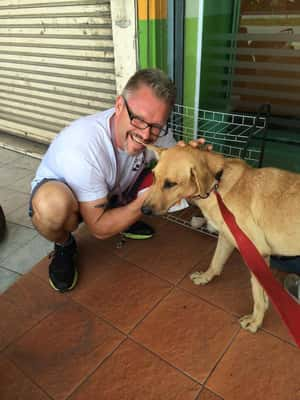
{"left": 214, "top": 190, "right": 300, "bottom": 347}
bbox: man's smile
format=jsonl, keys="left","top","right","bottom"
{"left": 128, "top": 131, "right": 147, "bottom": 147}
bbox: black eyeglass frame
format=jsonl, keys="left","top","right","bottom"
{"left": 122, "top": 96, "right": 169, "bottom": 138}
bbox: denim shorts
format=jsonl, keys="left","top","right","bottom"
{"left": 28, "top": 178, "right": 63, "bottom": 218}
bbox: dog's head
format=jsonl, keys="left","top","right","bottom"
{"left": 142, "top": 144, "right": 224, "bottom": 215}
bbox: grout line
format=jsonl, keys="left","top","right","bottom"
{"left": 69, "top": 297, "right": 127, "bottom": 338}
{"left": 0, "top": 142, "right": 43, "bottom": 160}
{"left": 127, "top": 285, "right": 175, "bottom": 336}
{"left": 2, "top": 288, "right": 130, "bottom": 400}
{"left": 110, "top": 247, "right": 176, "bottom": 286}
{"left": 196, "top": 386, "right": 224, "bottom": 400}
{"left": 67, "top": 292, "right": 206, "bottom": 396}
{"left": 64, "top": 336, "right": 128, "bottom": 400}
{"left": 260, "top": 326, "right": 297, "bottom": 348}
{"left": 129, "top": 335, "right": 203, "bottom": 386}
{"left": 0, "top": 229, "right": 40, "bottom": 267}
{"left": 2, "top": 353, "right": 55, "bottom": 400}
{"left": 201, "top": 327, "right": 241, "bottom": 388}
{"left": 0, "top": 264, "right": 22, "bottom": 276}
{"left": 2, "top": 352, "right": 55, "bottom": 400}
{"left": 5, "top": 220, "right": 34, "bottom": 230}
{"left": 1, "top": 296, "right": 67, "bottom": 354}
{"left": 177, "top": 284, "right": 242, "bottom": 319}
{"left": 177, "top": 278, "right": 298, "bottom": 349}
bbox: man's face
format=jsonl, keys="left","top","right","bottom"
{"left": 114, "top": 85, "right": 171, "bottom": 155}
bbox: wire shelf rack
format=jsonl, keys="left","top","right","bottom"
{"left": 170, "top": 104, "right": 267, "bottom": 166}
{"left": 165, "top": 104, "right": 268, "bottom": 237}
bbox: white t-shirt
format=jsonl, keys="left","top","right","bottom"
{"left": 31, "top": 108, "right": 175, "bottom": 202}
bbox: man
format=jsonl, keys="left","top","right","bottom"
{"left": 29, "top": 68, "right": 181, "bottom": 293}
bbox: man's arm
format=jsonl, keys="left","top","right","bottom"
{"left": 79, "top": 190, "right": 148, "bottom": 240}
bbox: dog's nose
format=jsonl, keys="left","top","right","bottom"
{"left": 141, "top": 205, "right": 153, "bottom": 215}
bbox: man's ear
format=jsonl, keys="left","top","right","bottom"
{"left": 146, "top": 144, "right": 166, "bottom": 160}
{"left": 115, "top": 95, "right": 123, "bottom": 116}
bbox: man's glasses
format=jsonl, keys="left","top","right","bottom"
{"left": 122, "top": 96, "right": 168, "bottom": 139}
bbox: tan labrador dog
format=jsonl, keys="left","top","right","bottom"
{"left": 142, "top": 144, "right": 300, "bottom": 333}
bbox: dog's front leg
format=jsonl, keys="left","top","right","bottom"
{"left": 239, "top": 256, "right": 270, "bottom": 333}
{"left": 190, "top": 234, "right": 234, "bottom": 285}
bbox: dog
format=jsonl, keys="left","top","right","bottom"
{"left": 142, "top": 144, "right": 300, "bottom": 333}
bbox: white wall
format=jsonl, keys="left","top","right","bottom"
{"left": 111, "top": 0, "right": 138, "bottom": 94}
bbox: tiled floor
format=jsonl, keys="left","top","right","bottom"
{"left": 0, "top": 145, "right": 53, "bottom": 294}
{"left": 0, "top": 145, "right": 300, "bottom": 400}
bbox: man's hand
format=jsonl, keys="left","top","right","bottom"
{"left": 176, "top": 137, "right": 213, "bottom": 151}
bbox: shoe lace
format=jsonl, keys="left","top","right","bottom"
{"left": 48, "top": 244, "right": 75, "bottom": 269}
{"left": 48, "top": 246, "right": 65, "bottom": 260}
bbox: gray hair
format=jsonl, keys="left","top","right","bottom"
{"left": 122, "top": 68, "right": 177, "bottom": 108}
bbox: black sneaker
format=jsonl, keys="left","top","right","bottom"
{"left": 122, "top": 221, "right": 154, "bottom": 240}
{"left": 48, "top": 236, "right": 78, "bottom": 292}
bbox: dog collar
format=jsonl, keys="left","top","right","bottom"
{"left": 191, "top": 169, "right": 223, "bottom": 200}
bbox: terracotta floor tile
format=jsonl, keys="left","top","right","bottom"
{"left": 71, "top": 250, "right": 172, "bottom": 333}
{"left": 198, "top": 388, "right": 223, "bottom": 400}
{"left": 180, "top": 250, "right": 252, "bottom": 316}
{"left": 0, "top": 355, "right": 50, "bottom": 399}
{"left": 5, "top": 301, "right": 124, "bottom": 400}
{"left": 75, "top": 216, "right": 169, "bottom": 255}
{"left": 69, "top": 339, "right": 201, "bottom": 400}
{"left": 206, "top": 330, "right": 300, "bottom": 400}
{"left": 132, "top": 288, "right": 239, "bottom": 383}
{"left": 181, "top": 249, "right": 295, "bottom": 345}
{"left": 261, "top": 303, "right": 294, "bottom": 345}
{"left": 32, "top": 218, "right": 211, "bottom": 288}
{"left": 0, "top": 273, "right": 68, "bottom": 351}
{"left": 31, "top": 219, "right": 167, "bottom": 284}
{"left": 115, "top": 222, "right": 216, "bottom": 284}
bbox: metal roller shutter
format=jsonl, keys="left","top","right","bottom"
{"left": 0, "top": 0, "right": 116, "bottom": 144}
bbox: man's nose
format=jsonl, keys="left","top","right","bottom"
{"left": 140, "top": 126, "right": 152, "bottom": 141}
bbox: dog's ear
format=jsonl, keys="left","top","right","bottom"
{"left": 204, "top": 151, "right": 224, "bottom": 177}
{"left": 190, "top": 166, "right": 202, "bottom": 195}
{"left": 146, "top": 144, "right": 166, "bottom": 160}
{"left": 190, "top": 158, "right": 213, "bottom": 196}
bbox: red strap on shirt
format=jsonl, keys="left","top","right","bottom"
{"left": 214, "top": 190, "right": 300, "bottom": 347}
{"left": 137, "top": 171, "right": 154, "bottom": 193}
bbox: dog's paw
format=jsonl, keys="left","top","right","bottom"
{"left": 239, "top": 314, "right": 261, "bottom": 333}
{"left": 190, "top": 271, "right": 211, "bottom": 285}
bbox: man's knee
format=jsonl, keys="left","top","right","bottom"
{"left": 31, "top": 181, "right": 79, "bottom": 229}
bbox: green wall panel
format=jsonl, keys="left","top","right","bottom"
{"left": 138, "top": 19, "right": 168, "bottom": 72}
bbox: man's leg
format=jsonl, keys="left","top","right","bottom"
{"left": 121, "top": 169, "right": 156, "bottom": 239}
{"left": 31, "top": 180, "right": 80, "bottom": 292}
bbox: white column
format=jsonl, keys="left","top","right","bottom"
{"left": 111, "top": 0, "right": 138, "bottom": 94}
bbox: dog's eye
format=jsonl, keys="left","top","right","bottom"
{"left": 163, "top": 179, "right": 177, "bottom": 189}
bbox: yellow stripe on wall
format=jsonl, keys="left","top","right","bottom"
{"left": 138, "top": 0, "right": 167, "bottom": 20}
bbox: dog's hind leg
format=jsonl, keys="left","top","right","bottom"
{"left": 239, "top": 257, "right": 270, "bottom": 333}
{"left": 191, "top": 234, "right": 234, "bottom": 285}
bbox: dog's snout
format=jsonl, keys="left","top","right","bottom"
{"left": 141, "top": 205, "right": 153, "bottom": 216}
